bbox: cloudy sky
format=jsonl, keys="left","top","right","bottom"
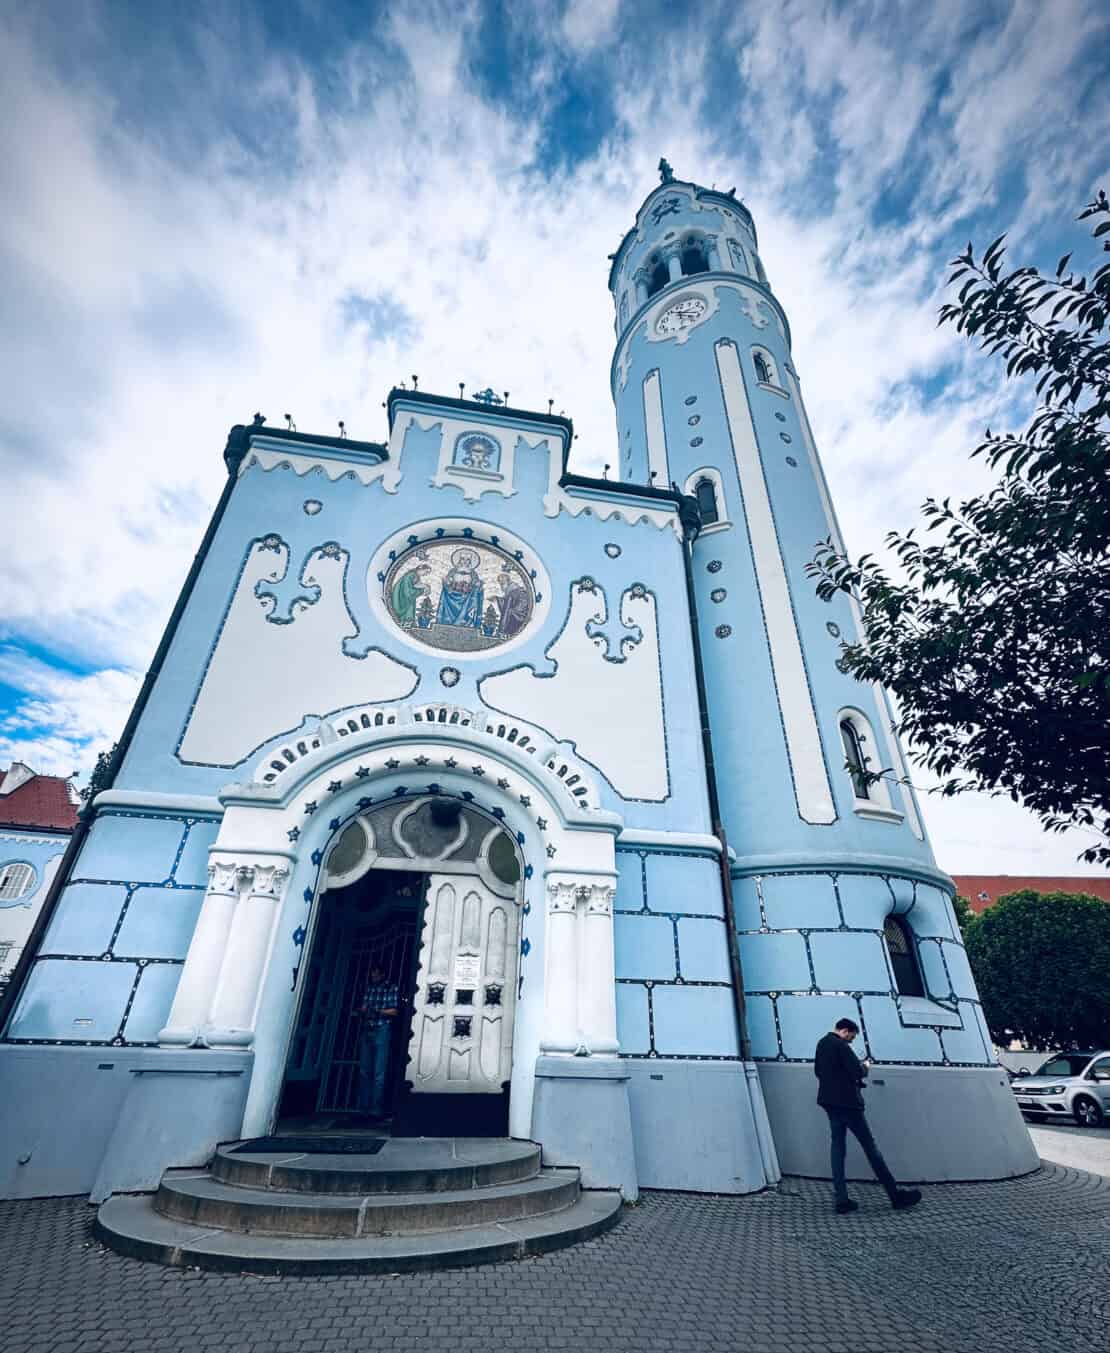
{"left": 1, "top": 0, "right": 1107, "bottom": 874}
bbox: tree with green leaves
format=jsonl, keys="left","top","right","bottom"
{"left": 809, "top": 192, "right": 1110, "bottom": 863}
{"left": 963, "top": 890, "right": 1110, "bottom": 1048}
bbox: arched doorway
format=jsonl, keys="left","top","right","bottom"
{"left": 278, "top": 794, "right": 524, "bottom": 1136}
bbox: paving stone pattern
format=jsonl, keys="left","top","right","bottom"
{"left": 3, "top": 1164, "right": 1109, "bottom": 1353}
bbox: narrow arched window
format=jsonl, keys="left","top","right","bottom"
{"left": 839, "top": 718, "right": 870, "bottom": 799}
{"left": 646, "top": 258, "right": 669, "bottom": 297}
{"left": 883, "top": 915, "right": 925, "bottom": 998}
{"left": 695, "top": 477, "right": 719, "bottom": 525}
{"left": 753, "top": 351, "right": 772, "bottom": 385}
{"left": 680, "top": 240, "right": 709, "bottom": 276}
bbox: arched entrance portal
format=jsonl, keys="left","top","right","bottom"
{"left": 279, "top": 795, "right": 524, "bottom": 1136}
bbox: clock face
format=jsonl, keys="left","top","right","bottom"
{"left": 656, "top": 295, "right": 708, "bottom": 336}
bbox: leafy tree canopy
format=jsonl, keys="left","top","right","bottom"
{"left": 809, "top": 193, "right": 1110, "bottom": 862}
{"left": 963, "top": 890, "right": 1110, "bottom": 1049}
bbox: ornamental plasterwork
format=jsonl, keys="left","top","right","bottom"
{"left": 241, "top": 443, "right": 400, "bottom": 493}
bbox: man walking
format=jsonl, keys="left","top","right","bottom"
{"left": 814, "top": 1017, "right": 922, "bottom": 1214}
{"left": 355, "top": 965, "right": 400, "bottom": 1121}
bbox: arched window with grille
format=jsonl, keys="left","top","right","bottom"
{"left": 839, "top": 717, "right": 870, "bottom": 800}
{"left": 0, "top": 862, "right": 37, "bottom": 902}
{"left": 695, "top": 477, "right": 719, "bottom": 525}
{"left": 883, "top": 914, "right": 925, "bottom": 997}
{"left": 752, "top": 347, "right": 779, "bottom": 386}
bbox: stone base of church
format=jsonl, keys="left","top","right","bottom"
{"left": 0, "top": 1045, "right": 252, "bottom": 1201}
{"left": 623, "top": 1058, "right": 779, "bottom": 1193}
{"left": 532, "top": 1055, "right": 638, "bottom": 1200}
{"left": 756, "top": 1061, "right": 1039, "bottom": 1182}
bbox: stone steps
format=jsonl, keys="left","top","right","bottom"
{"left": 94, "top": 1135, "right": 622, "bottom": 1273}
{"left": 94, "top": 1188, "right": 623, "bottom": 1275}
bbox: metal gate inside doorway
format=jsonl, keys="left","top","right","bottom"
{"left": 282, "top": 871, "right": 424, "bottom": 1118}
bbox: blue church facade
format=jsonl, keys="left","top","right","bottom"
{"left": 0, "top": 169, "right": 1035, "bottom": 1202}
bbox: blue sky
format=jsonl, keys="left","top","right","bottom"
{"left": 1, "top": 0, "right": 1108, "bottom": 872}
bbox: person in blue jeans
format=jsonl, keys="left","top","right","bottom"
{"left": 814, "top": 1018, "right": 923, "bottom": 1214}
{"left": 355, "top": 967, "right": 400, "bottom": 1119}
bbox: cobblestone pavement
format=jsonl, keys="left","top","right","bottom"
{"left": 3, "top": 1165, "right": 1109, "bottom": 1353}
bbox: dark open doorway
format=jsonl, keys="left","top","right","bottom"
{"left": 278, "top": 869, "right": 424, "bottom": 1126}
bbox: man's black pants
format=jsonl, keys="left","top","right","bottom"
{"left": 824, "top": 1106, "right": 898, "bottom": 1202}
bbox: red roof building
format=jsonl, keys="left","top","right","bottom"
{"left": 0, "top": 763, "right": 80, "bottom": 833}
{"left": 953, "top": 875, "right": 1110, "bottom": 914}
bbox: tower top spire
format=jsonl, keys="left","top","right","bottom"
{"left": 658, "top": 157, "right": 674, "bottom": 184}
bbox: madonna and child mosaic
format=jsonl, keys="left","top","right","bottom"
{"left": 384, "top": 539, "right": 537, "bottom": 653}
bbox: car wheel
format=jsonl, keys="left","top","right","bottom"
{"left": 1073, "top": 1096, "right": 1104, "bottom": 1128}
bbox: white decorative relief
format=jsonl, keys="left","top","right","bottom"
{"left": 715, "top": 340, "right": 836, "bottom": 825}
{"left": 179, "top": 537, "right": 418, "bottom": 766}
{"left": 480, "top": 580, "right": 668, "bottom": 801}
{"left": 242, "top": 442, "right": 400, "bottom": 493}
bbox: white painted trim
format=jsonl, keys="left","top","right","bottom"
{"left": 642, "top": 370, "right": 669, "bottom": 487}
{"left": 0, "top": 831, "right": 71, "bottom": 846}
{"left": 715, "top": 340, "right": 836, "bottom": 825}
{"left": 241, "top": 445, "right": 399, "bottom": 494}
{"left": 92, "top": 790, "right": 223, "bottom": 815}
{"left": 852, "top": 803, "right": 905, "bottom": 826}
{"left": 616, "top": 829, "right": 723, "bottom": 854}
{"left": 785, "top": 365, "right": 926, "bottom": 841}
{"left": 756, "top": 381, "right": 789, "bottom": 400}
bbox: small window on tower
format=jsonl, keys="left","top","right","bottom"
{"left": 695, "top": 477, "right": 720, "bottom": 526}
{"left": 680, "top": 239, "right": 709, "bottom": 276}
{"left": 883, "top": 915, "right": 926, "bottom": 998}
{"left": 753, "top": 349, "right": 777, "bottom": 386}
{"left": 839, "top": 718, "right": 870, "bottom": 800}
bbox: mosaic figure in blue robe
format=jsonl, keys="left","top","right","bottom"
{"left": 437, "top": 548, "right": 484, "bottom": 628}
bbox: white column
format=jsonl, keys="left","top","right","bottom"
{"left": 539, "top": 881, "right": 580, "bottom": 1055}
{"left": 667, "top": 253, "right": 683, "bottom": 282}
{"left": 707, "top": 238, "right": 722, "bottom": 270}
{"left": 579, "top": 883, "right": 619, "bottom": 1055}
{"left": 635, "top": 277, "right": 648, "bottom": 305}
{"left": 158, "top": 859, "right": 244, "bottom": 1047}
{"left": 204, "top": 862, "right": 290, "bottom": 1049}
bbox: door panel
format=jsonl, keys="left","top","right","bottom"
{"left": 405, "top": 872, "right": 520, "bottom": 1094}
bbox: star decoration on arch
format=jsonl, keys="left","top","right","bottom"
{"left": 519, "top": 794, "right": 531, "bottom": 807}
{"left": 471, "top": 765, "right": 485, "bottom": 776}
{"left": 497, "top": 778, "right": 510, "bottom": 790}
{"left": 303, "top": 801, "right": 317, "bottom": 815}
{"left": 287, "top": 827, "right": 300, "bottom": 842}
{"left": 536, "top": 817, "right": 547, "bottom": 830}
{"left": 546, "top": 844, "right": 557, "bottom": 857}
{"left": 445, "top": 756, "right": 458, "bottom": 768}
{"left": 385, "top": 758, "right": 400, "bottom": 770}
{"left": 415, "top": 755, "right": 430, "bottom": 766}
{"left": 355, "top": 766, "right": 370, "bottom": 779}
{"left": 327, "top": 780, "right": 342, "bottom": 794}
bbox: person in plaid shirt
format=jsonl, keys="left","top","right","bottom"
{"left": 355, "top": 966, "right": 399, "bottom": 1119}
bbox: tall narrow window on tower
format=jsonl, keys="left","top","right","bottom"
{"left": 680, "top": 238, "right": 709, "bottom": 276}
{"left": 752, "top": 347, "right": 780, "bottom": 387}
{"left": 695, "top": 477, "right": 720, "bottom": 525}
{"left": 646, "top": 257, "right": 669, "bottom": 298}
{"left": 838, "top": 717, "right": 871, "bottom": 800}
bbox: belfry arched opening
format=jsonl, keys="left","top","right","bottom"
{"left": 278, "top": 793, "right": 524, "bottom": 1138}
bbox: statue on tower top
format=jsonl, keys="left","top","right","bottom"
{"left": 658, "top": 157, "right": 674, "bottom": 183}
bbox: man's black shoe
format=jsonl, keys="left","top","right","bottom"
{"left": 834, "top": 1199, "right": 859, "bottom": 1214}
{"left": 891, "top": 1189, "right": 922, "bottom": 1210}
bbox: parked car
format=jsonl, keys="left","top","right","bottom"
{"left": 1010, "top": 1051, "right": 1110, "bottom": 1127}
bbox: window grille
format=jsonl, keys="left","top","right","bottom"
{"left": 0, "top": 863, "right": 35, "bottom": 901}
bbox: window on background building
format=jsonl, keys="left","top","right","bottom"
{"left": 680, "top": 239, "right": 709, "bottom": 276}
{"left": 0, "top": 862, "right": 36, "bottom": 901}
{"left": 883, "top": 915, "right": 925, "bottom": 998}
{"left": 646, "top": 258, "right": 669, "bottom": 297}
{"left": 839, "top": 718, "right": 870, "bottom": 800}
{"left": 695, "top": 477, "right": 720, "bottom": 525}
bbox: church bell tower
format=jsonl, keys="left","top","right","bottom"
{"left": 606, "top": 162, "right": 1034, "bottom": 1179}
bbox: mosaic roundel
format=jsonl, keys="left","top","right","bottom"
{"left": 384, "top": 538, "right": 537, "bottom": 654}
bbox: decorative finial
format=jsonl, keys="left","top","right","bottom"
{"left": 503, "top": 391, "right": 510, "bottom": 405}
{"left": 649, "top": 470, "right": 658, "bottom": 483}
{"left": 338, "top": 420, "right": 346, "bottom": 439}
{"left": 284, "top": 413, "right": 296, "bottom": 432}
{"left": 548, "top": 399, "right": 554, "bottom": 414}
{"left": 658, "top": 157, "right": 674, "bottom": 183}
{"left": 412, "top": 374, "right": 418, "bottom": 389}
{"left": 252, "top": 411, "right": 265, "bottom": 426}
{"left": 459, "top": 382, "right": 466, "bottom": 400}
{"left": 603, "top": 463, "right": 610, "bottom": 480}
{"left": 472, "top": 387, "right": 504, "bottom": 406}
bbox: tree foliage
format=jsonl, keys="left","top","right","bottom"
{"left": 963, "top": 891, "right": 1110, "bottom": 1048}
{"left": 809, "top": 192, "right": 1110, "bottom": 862}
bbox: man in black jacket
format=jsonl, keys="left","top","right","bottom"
{"left": 814, "top": 1018, "right": 922, "bottom": 1214}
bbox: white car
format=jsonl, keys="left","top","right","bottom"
{"left": 1011, "top": 1051, "right": 1110, "bottom": 1128}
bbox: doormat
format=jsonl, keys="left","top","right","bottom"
{"left": 231, "top": 1136, "right": 388, "bottom": 1155}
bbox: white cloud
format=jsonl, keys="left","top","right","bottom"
{"left": 561, "top": 0, "right": 620, "bottom": 52}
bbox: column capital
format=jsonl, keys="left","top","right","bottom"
{"left": 246, "top": 863, "right": 290, "bottom": 899}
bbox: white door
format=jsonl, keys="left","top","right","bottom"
{"left": 405, "top": 870, "right": 520, "bottom": 1094}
